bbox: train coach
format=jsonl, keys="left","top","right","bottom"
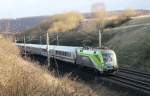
{"left": 16, "top": 43, "right": 118, "bottom": 73}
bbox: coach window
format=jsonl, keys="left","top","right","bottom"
{"left": 55, "top": 50, "right": 71, "bottom": 57}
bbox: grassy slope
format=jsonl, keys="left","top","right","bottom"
{"left": 104, "top": 23, "right": 150, "bottom": 72}
{"left": 120, "top": 16, "right": 150, "bottom": 26}
{"left": 0, "top": 37, "right": 124, "bottom": 96}
{"left": 0, "top": 37, "right": 96, "bottom": 96}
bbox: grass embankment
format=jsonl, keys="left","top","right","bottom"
{"left": 121, "top": 16, "right": 150, "bottom": 26}
{"left": 0, "top": 37, "right": 97, "bottom": 96}
{"left": 104, "top": 24, "right": 150, "bottom": 72}
{"left": 0, "top": 37, "right": 124, "bottom": 96}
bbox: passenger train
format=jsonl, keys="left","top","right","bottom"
{"left": 16, "top": 43, "right": 118, "bottom": 73}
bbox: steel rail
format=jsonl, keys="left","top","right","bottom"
{"left": 105, "top": 67, "right": 150, "bottom": 95}
{"left": 119, "top": 67, "right": 150, "bottom": 78}
{"left": 117, "top": 72, "right": 150, "bottom": 85}
{"left": 107, "top": 75, "right": 150, "bottom": 95}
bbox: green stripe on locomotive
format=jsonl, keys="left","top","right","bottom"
{"left": 77, "top": 49, "right": 106, "bottom": 72}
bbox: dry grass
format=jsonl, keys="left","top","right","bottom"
{"left": 0, "top": 37, "right": 97, "bottom": 96}
{"left": 0, "top": 36, "right": 124, "bottom": 96}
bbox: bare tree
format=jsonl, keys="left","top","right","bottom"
{"left": 48, "top": 11, "right": 84, "bottom": 45}
{"left": 48, "top": 12, "right": 84, "bottom": 33}
{"left": 92, "top": 3, "right": 107, "bottom": 48}
{"left": 122, "top": 8, "right": 136, "bottom": 18}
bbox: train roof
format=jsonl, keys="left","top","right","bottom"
{"left": 16, "top": 43, "right": 115, "bottom": 53}
{"left": 16, "top": 43, "right": 81, "bottom": 52}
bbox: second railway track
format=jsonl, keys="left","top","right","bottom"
{"left": 101, "top": 67, "right": 150, "bottom": 95}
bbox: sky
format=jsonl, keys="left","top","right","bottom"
{"left": 0, "top": 0, "right": 149, "bottom": 19}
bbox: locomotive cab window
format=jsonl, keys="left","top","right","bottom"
{"left": 102, "top": 53, "right": 113, "bottom": 63}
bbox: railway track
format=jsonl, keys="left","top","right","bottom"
{"left": 119, "top": 67, "right": 150, "bottom": 79}
{"left": 25, "top": 55, "right": 150, "bottom": 95}
{"left": 102, "top": 67, "right": 150, "bottom": 95}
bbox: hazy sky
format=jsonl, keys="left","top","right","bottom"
{"left": 0, "top": 0, "right": 149, "bottom": 18}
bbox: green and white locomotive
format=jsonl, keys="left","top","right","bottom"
{"left": 17, "top": 44, "right": 118, "bottom": 73}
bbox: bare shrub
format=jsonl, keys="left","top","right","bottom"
{"left": 48, "top": 12, "right": 84, "bottom": 33}
{"left": 121, "top": 8, "right": 136, "bottom": 18}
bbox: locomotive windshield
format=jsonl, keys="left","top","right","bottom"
{"left": 102, "top": 53, "right": 113, "bottom": 63}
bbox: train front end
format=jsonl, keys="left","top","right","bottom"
{"left": 77, "top": 48, "right": 118, "bottom": 73}
{"left": 101, "top": 49, "right": 118, "bottom": 73}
